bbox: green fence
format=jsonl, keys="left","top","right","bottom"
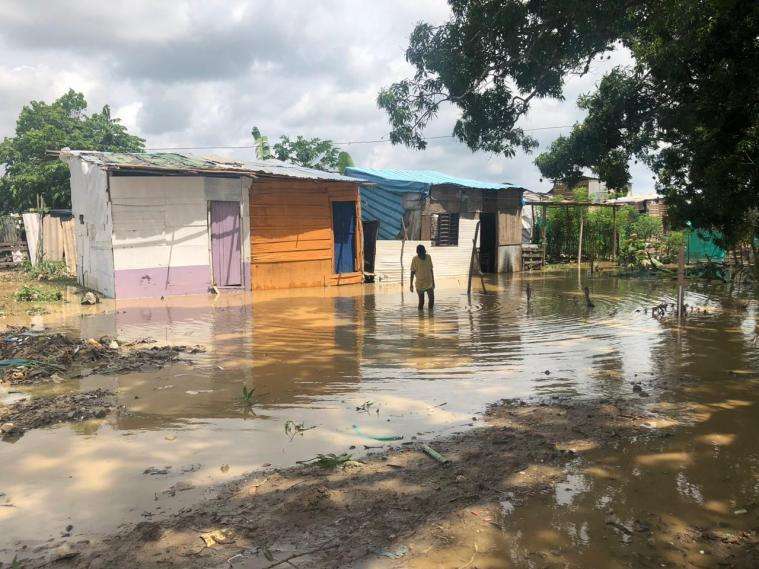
{"left": 685, "top": 230, "right": 725, "bottom": 263}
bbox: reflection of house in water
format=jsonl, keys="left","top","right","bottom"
{"left": 85, "top": 292, "right": 363, "bottom": 429}
{"left": 347, "top": 168, "right": 525, "bottom": 282}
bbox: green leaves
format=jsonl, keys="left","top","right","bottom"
{"left": 0, "top": 89, "right": 144, "bottom": 211}
{"left": 252, "top": 126, "right": 354, "bottom": 173}
{"left": 378, "top": 0, "right": 629, "bottom": 155}
{"left": 382, "top": 0, "right": 759, "bottom": 249}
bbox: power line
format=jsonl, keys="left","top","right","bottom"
{"left": 144, "top": 124, "right": 575, "bottom": 151}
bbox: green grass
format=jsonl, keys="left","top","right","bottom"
{"left": 14, "top": 284, "right": 63, "bottom": 302}
{"left": 314, "top": 453, "right": 353, "bottom": 469}
{"left": 22, "top": 259, "right": 70, "bottom": 281}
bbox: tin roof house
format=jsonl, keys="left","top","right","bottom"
{"left": 60, "top": 150, "right": 364, "bottom": 298}
{"left": 345, "top": 167, "right": 525, "bottom": 283}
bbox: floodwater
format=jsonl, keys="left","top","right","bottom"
{"left": 0, "top": 271, "right": 757, "bottom": 565}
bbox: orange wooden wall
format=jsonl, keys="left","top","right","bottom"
{"left": 249, "top": 179, "right": 364, "bottom": 290}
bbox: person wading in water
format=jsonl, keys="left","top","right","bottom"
{"left": 410, "top": 244, "right": 435, "bottom": 310}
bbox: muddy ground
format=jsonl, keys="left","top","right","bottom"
{"left": 0, "top": 328, "right": 204, "bottom": 385}
{"left": 0, "top": 329, "right": 205, "bottom": 440}
{"left": 12, "top": 395, "right": 757, "bottom": 569}
{"left": 0, "top": 388, "right": 116, "bottom": 441}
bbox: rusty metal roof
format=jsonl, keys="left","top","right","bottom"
{"left": 59, "top": 149, "right": 363, "bottom": 182}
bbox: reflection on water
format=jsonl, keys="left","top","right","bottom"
{"left": 0, "top": 271, "right": 756, "bottom": 559}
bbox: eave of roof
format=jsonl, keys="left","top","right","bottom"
{"left": 345, "top": 167, "right": 523, "bottom": 193}
{"left": 57, "top": 149, "right": 363, "bottom": 183}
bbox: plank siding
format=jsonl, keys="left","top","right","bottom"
{"left": 249, "top": 180, "right": 363, "bottom": 290}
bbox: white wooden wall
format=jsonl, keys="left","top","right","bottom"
{"left": 67, "top": 159, "right": 115, "bottom": 296}
{"left": 109, "top": 176, "right": 250, "bottom": 275}
{"left": 372, "top": 217, "right": 478, "bottom": 285}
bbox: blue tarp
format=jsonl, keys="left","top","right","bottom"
{"left": 346, "top": 167, "right": 517, "bottom": 240}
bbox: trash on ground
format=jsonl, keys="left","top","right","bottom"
{"left": 200, "top": 529, "right": 235, "bottom": 547}
{"left": 421, "top": 443, "right": 450, "bottom": 465}
{"left": 80, "top": 291, "right": 100, "bottom": 305}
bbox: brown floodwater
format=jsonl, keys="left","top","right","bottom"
{"left": 0, "top": 270, "right": 756, "bottom": 565}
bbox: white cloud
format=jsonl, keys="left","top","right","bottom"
{"left": 0, "top": 0, "right": 654, "bottom": 194}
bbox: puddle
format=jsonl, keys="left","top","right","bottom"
{"left": 0, "top": 271, "right": 757, "bottom": 563}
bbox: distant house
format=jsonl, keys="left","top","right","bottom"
{"left": 345, "top": 167, "right": 525, "bottom": 282}
{"left": 547, "top": 176, "right": 624, "bottom": 203}
{"left": 607, "top": 193, "right": 668, "bottom": 227}
{"left": 60, "top": 150, "right": 364, "bottom": 298}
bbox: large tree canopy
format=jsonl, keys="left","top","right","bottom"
{"left": 0, "top": 90, "right": 145, "bottom": 211}
{"left": 379, "top": 0, "right": 758, "bottom": 243}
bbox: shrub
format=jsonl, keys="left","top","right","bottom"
{"left": 22, "top": 260, "right": 69, "bottom": 281}
{"left": 14, "top": 284, "right": 63, "bottom": 302}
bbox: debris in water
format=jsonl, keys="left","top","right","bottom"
{"left": 80, "top": 291, "right": 99, "bottom": 305}
{"left": 0, "top": 327, "right": 203, "bottom": 385}
{"left": 352, "top": 424, "right": 403, "bottom": 441}
{"left": 164, "top": 481, "right": 194, "bottom": 496}
{"left": 0, "top": 389, "right": 115, "bottom": 439}
{"left": 143, "top": 466, "right": 172, "bottom": 476}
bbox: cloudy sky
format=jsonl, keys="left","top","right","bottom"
{"left": 0, "top": 0, "right": 655, "bottom": 194}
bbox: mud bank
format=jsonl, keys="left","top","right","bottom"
{"left": 18, "top": 396, "right": 758, "bottom": 569}
{"left": 0, "top": 328, "right": 204, "bottom": 385}
{"left": 0, "top": 389, "right": 115, "bottom": 440}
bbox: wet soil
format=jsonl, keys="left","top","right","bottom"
{"left": 0, "top": 389, "right": 116, "bottom": 441}
{"left": 0, "top": 270, "right": 756, "bottom": 568}
{"left": 16, "top": 394, "right": 757, "bottom": 569}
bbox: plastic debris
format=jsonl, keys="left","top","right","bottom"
{"left": 352, "top": 425, "right": 403, "bottom": 441}
{"left": 200, "top": 529, "right": 235, "bottom": 547}
{"left": 80, "top": 291, "right": 100, "bottom": 305}
{"left": 421, "top": 443, "right": 450, "bottom": 465}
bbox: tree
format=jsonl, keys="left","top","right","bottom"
{"left": 0, "top": 89, "right": 145, "bottom": 211}
{"left": 251, "top": 126, "right": 354, "bottom": 173}
{"left": 251, "top": 126, "right": 272, "bottom": 160}
{"left": 378, "top": 0, "right": 759, "bottom": 246}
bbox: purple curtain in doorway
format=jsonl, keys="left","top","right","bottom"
{"left": 210, "top": 201, "right": 242, "bottom": 287}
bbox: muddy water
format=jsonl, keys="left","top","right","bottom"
{"left": 0, "top": 272, "right": 756, "bottom": 563}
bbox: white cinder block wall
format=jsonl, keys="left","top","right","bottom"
{"left": 372, "top": 217, "right": 478, "bottom": 285}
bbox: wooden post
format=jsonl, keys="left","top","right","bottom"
{"left": 677, "top": 242, "right": 686, "bottom": 323}
{"left": 400, "top": 216, "right": 407, "bottom": 288}
{"left": 577, "top": 208, "right": 584, "bottom": 272}
{"left": 467, "top": 220, "right": 481, "bottom": 299}
{"left": 612, "top": 206, "right": 618, "bottom": 262}
{"left": 541, "top": 204, "right": 547, "bottom": 268}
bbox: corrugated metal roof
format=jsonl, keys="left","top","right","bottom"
{"left": 606, "top": 193, "right": 661, "bottom": 204}
{"left": 59, "top": 150, "right": 362, "bottom": 183}
{"left": 345, "top": 167, "right": 517, "bottom": 192}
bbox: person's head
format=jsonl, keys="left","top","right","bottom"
{"left": 416, "top": 244, "right": 427, "bottom": 259}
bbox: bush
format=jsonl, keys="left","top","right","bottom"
{"left": 22, "top": 260, "right": 69, "bottom": 281}
{"left": 662, "top": 231, "right": 686, "bottom": 263}
{"left": 14, "top": 284, "right": 63, "bottom": 302}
